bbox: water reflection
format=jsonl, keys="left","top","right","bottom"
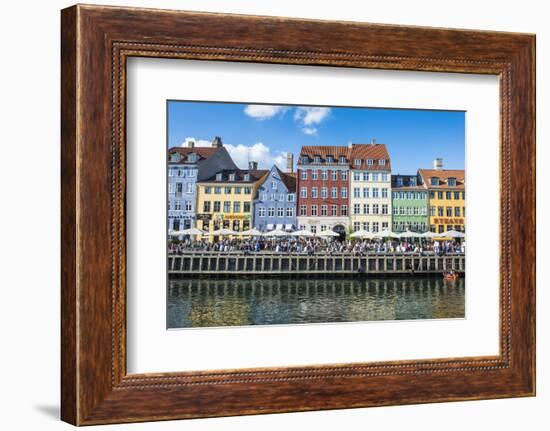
{"left": 167, "top": 277, "right": 465, "bottom": 329}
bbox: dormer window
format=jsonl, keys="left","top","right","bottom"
{"left": 170, "top": 153, "right": 181, "bottom": 162}
{"left": 339, "top": 156, "right": 346, "bottom": 164}
{"left": 410, "top": 177, "right": 417, "bottom": 186}
{"left": 430, "top": 177, "right": 439, "bottom": 186}
{"left": 354, "top": 159, "right": 362, "bottom": 166}
{"left": 216, "top": 173, "right": 223, "bottom": 181}
{"left": 396, "top": 177, "right": 404, "bottom": 187}
{"left": 326, "top": 155, "right": 334, "bottom": 163}
{"left": 448, "top": 177, "right": 457, "bottom": 187}
{"left": 367, "top": 159, "right": 374, "bottom": 165}
{"left": 378, "top": 159, "right": 386, "bottom": 166}
{"left": 301, "top": 156, "right": 310, "bottom": 164}
{"left": 229, "top": 173, "right": 236, "bottom": 181}
{"left": 314, "top": 155, "right": 321, "bottom": 163}
{"left": 187, "top": 153, "right": 198, "bottom": 163}
{"left": 244, "top": 173, "right": 251, "bottom": 181}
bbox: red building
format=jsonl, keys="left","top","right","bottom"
{"left": 296, "top": 146, "right": 351, "bottom": 239}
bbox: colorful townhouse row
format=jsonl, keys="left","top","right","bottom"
{"left": 168, "top": 137, "right": 465, "bottom": 240}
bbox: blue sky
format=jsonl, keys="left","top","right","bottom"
{"left": 168, "top": 101, "right": 465, "bottom": 173}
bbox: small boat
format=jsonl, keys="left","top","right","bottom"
{"left": 443, "top": 271, "right": 459, "bottom": 281}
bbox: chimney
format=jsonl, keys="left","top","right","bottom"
{"left": 211, "top": 136, "right": 223, "bottom": 148}
{"left": 248, "top": 160, "right": 258, "bottom": 170}
{"left": 187, "top": 140, "right": 195, "bottom": 148}
{"left": 371, "top": 138, "right": 377, "bottom": 146}
{"left": 286, "top": 153, "right": 294, "bottom": 173}
{"left": 433, "top": 158, "right": 443, "bottom": 170}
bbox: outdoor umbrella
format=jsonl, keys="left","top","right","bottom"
{"left": 174, "top": 227, "right": 206, "bottom": 236}
{"left": 238, "top": 228, "right": 263, "bottom": 236}
{"left": 373, "top": 229, "right": 400, "bottom": 239}
{"left": 437, "top": 230, "right": 465, "bottom": 238}
{"left": 209, "top": 228, "right": 237, "bottom": 236}
{"left": 317, "top": 230, "right": 339, "bottom": 238}
{"left": 350, "top": 230, "right": 373, "bottom": 239}
{"left": 290, "top": 229, "right": 315, "bottom": 237}
{"left": 264, "top": 228, "right": 289, "bottom": 237}
{"left": 398, "top": 229, "right": 419, "bottom": 238}
{"left": 419, "top": 231, "right": 439, "bottom": 238}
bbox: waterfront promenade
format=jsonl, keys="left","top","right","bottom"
{"left": 168, "top": 251, "right": 465, "bottom": 276}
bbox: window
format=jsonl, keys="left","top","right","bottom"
{"left": 400, "top": 207, "right": 405, "bottom": 215}
{"left": 429, "top": 191, "right": 435, "bottom": 199}
{"left": 372, "top": 222, "right": 379, "bottom": 232}
{"left": 311, "top": 187, "right": 318, "bottom": 198}
{"left": 430, "top": 177, "right": 439, "bottom": 186}
{"left": 300, "top": 169, "right": 308, "bottom": 180}
{"left": 331, "top": 187, "right": 337, "bottom": 198}
{"left": 455, "top": 207, "right": 461, "bottom": 217}
{"left": 372, "top": 188, "right": 379, "bottom": 198}
{"left": 204, "top": 186, "right": 212, "bottom": 194}
{"left": 321, "top": 205, "right": 327, "bottom": 216}
{"left": 244, "top": 202, "right": 251, "bottom": 212}
{"left": 363, "top": 222, "right": 370, "bottom": 231}
{"left": 363, "top": 172, "right": 369, "bottom": 181}
{"left": 235, "top": 186, "right": 242, "bottom": 194}
{"left": 286, "top": 207, "right": 294, "bottom": 217}
{"left": 331, "top": 170, "right": 338, "bottom": 180}
{"left": 321, "top": 187, "right": 327, "bottom": 199}
{"left": 438, "top": 225, "right": 445, "bottom": 234}
{"left": 259, "top": 207, "right": 266, "bottom": 217}
{"left": 341, "top": 188, "right": 348, "bottom": 198}
{"left": 270, "top": 193, "right": 275, "bottom": 201}
{"left": 327, "top": 156, "right": 334, "bottom": 163}
{"left": 244, "top": 187, "right": 252, "bottom": 194}
{"left": 462, "top": 191, "right": 466, "bottom": 199}
{"left": 372, "top": 173, "right": 379, "bottom": 182}
{"left": 381, "top": 173, "right": 388, "bottom": 182}
{"left": 224, "top": 186, "right": 231, "bottom": 194}
{"left": 311, "top": 169, "right": 318, "bottom": 180}
{"left": 174, "top": 201, "right": 181, "bottom": 210}
{"left": 279, "top": 193, "right": 285, "bottom": 201}
{"left": 367, "top": 159, "right": 373, "bottom": 165}
{"left": 446, "top": 191, "right": 452, "bottom": 200}
{"left": 438, "top": 191, "right": 443, "bottom": 199}
{"left": 363, "top": 188, "right": 369, "bottom": 198}
{"left": 341, "top": 205, "right": 348, "bottom": 216}
{"left": 188, "top": 169, "right": 196, "bottom": 177}
{"left": 311, "top": 205, "right": 318, "bottom": 216}
{"left": 314, "top": 155, "right": 321, "bottom": 163}
{"left": 354, "top": 203, "right": 361, "bottom": 215}
{"left": 454, "top": 191, "right": 461, "bottom": 200}
{"left": 168, "top": 183, "right": 175, "bottom": 194}
{"left": 214, "top": 186, "right": 221, "bottom": 194}
{"left": 300, "top": 187, "right": 307, "bottom": 198}
{"left": 363, "top": 204, "right": 369, "bottom": 214}
{"left": 353, "top": 172, "right": 361, "bottom": 181}
{"left": 396, "top": 177, "right": 403, "bottom": 187}
{"left": 216, "top": 173, "right": 223, "bottom": 181}
{"left": 268, "top": 207, "right": 275, "bottom": 217}
{"left": 299, "top": 205, "right": 307, "bottom": 216}
{"left": 223, "top": 201, "right": 231, "bottom": 212}
{"left": 228, "top": 173, "right": 236, "bottom": 181}
{"left": 287, "top": 194, "right": 295, "bottom": 202}
{"left": 354, "top": 159, "right": 362, "bottom": 166}
{"left": 379, "top": 159, "right": 386, "bottom": 166}
{"left": 331, "top": 205, "right": 338, "bottom": 216}
{"left": 341, "top": 171, "right": 348, "bottom": 181}
{"left": 438, "top": 206, "right": 443, "bottom": 216}
{"left": 261, "top": 193, "right": 267, "bottom": 201}
{"left": 354, "top": 187, "right": 360, "bottom": 198}
{"left": 277, "top": 207, "right": 284, "bottom": 217}
{"left": 185, "top": 201, "right": 192, "bottom": 211}
{"left": 320, "top": 225, "right": 327, "bottom": 232}
{"left": 410, "top": 177, "right": 417, "bottom": 186}
{"left": 446, "top": 207, "right": 453, "bottom": 217}
{"left": 339, "top": 156, "right": 346, "bottom": 164}
{"left": 233, "top": 202, "right": 241, "bottom": 213}
{"left": 301, "top": 156, "right": 309, "bottom": 164}
{"left": 381, "top": 188, "right": 388, "bottom": 198}
{"left": 372, "top": 204, "right": 379, "bottom": 215}
{"left": 412, "top": 207, "right": 419, "bottom": 215}
{"left": 271, "top": 181, "right": 277, "bottom": 189}
{"left": 213, "top": 201, "right": 221, "bottom": 212}
{"left": 311, "top": 226, "right": 317, "bottom": 234}
{"left": 382, "top": 222, "right": 388, "bottom": 229}
{"left": 448, "top": 177, "right": 457, "bottom": 187}
{"left": 382, "top": 204, "right": 388, "bottom": 215}
{"left": 354, "top": 222, "right": 361, "bottom": 232}
{"left": 203, "top": 201, "right": 211, "bottom": 212}
{"left": 393, "top": 206, "right": 398, "bottom": 215}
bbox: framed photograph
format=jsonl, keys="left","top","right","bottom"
{"left": 61, "top": 4, "right": 536, "bottom": 425}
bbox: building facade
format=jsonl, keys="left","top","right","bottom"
{"left": 296, "top": 146, "right": 351, "bottom": 239}
{"left": 167, "top": 137, "right": 237, "bottom": 231}
{"left": 349, "top": 142, "right": 392, "bottom": 233}
{"left": 419, "top": 159, "right": 466, "bottom": 234}
{"left": 253, "top": 163, "right": 297, "bottom": 232}
{"left": 195, "top": 162, "right": 268, "bottom": 238}
{"left": 391, "top": 174, "right": 428, "bottom": 233}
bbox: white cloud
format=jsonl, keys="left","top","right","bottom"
{"left": 294, "top": 107, "right": 331, "bottom": 126}
{"left": 182, "top": 137, "right": 288, "bottom": 170}
{"left": 302, "top": 127, "right": 318, "bottom": 136}
{"left": 244, "top": 105, "right": 288, "bottom": 120}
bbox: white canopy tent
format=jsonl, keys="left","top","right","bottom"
{"left": 290, "top": 229, "right": 315, "bottom": 237}
{"left": 436, "top": 230, "right": 466, "bottom": 239}
{"left": 317, "top": 230, "right": 339, "bottom": 238}
{"left": 349, "top": 230, "right": 373, "bottom": 239}
{"left": 237, "top": 228, "right": 263, "bottom": 236}
{"left": 372, "top": 229, "right": 400, "bottom": 239}
{"left": 209, "top": 228, "right": 238, "bottom": 236}
{"left": 264, "top": 229, "right": 288, "bottom": 237}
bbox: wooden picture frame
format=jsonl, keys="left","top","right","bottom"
{"left": 61, "top": 4, "right": 536, "bottom": 425}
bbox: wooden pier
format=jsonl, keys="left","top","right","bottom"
{"left": 168, "top": 252, "right": 465, "bottom": 276}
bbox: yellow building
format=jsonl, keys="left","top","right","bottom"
{"left": 196, "top": 165, "right": 267, "bottom": 240}
{"left": 419, "top": 160, "right": 465, "bottom": 234}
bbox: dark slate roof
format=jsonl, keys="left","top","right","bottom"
{"left": 198, "top": 169, "right": 269, "bottom": 184}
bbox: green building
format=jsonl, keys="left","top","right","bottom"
{"left": 391, "top": 174, "right": 428, "bottom": 233}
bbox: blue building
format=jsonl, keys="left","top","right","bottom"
{"left": 167, "top": 137, "right": 237, "bottom": 231}
{"left": 253, "top": 163, "right": 297, "bottom": 232}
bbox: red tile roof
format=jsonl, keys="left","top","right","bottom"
{"left": 298, "top": 144, "right": 391, "bottom": 170}
{"left": 274, "top": 166, "right": 297, "bottom": 192}
{"left": 418, "top": 169, "right": 465, "bottom": 189}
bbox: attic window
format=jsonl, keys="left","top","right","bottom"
{"left": 229, "top": 173, "right": 236, "bottom": 181}
{"left": 314, "top": 155, "right": 321, "bottom": 163}
{"left": 339, "top": 156, "right": 346, "bottom": 164}
{"left": 410, "top": 177, "right": 417, "bottom": 186}
{"left": 216, "top": 173, "right": 223, "bottom": 181}
{"left": 396, "top": 177, "right": 404, "bottom": 187}
{"left": 430, "top": 177, "right": 439, "bottom": 186}
{"left": 448, "top": 177, "right": 457, "bottom": 187}
{"left": 187, "top": 153, "right": 197, "bottom": 163}
{"left": 244, "top": 173, "right": 251, "bottom": 181}
{"left": 301, "top": 156, "right": 310, "bottom": 164}
{"left": 379, "top": 159, "right": 386, "bottom": 166}
{"left": 170, "top": 153, "right": 181, "bottom": 162}
{"left": 367, "top": 159, "right": 374, "bottom": 165}
{"left": 354, "top": 159, "right": 362, "bottom": 166}
{"left": 326, "top": 155, "right": 334, "bottom": 163}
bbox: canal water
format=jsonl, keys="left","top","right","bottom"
{"left": 167, "top": 277, "right": 465, "bottom": 329}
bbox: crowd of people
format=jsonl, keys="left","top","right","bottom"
{"left": 168, "top": 237, "right": 465, "bottom": 256}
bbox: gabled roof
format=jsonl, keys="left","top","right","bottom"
{"left": 298, "top": 143, "right": 391, "bottom": 170}
{"left": 391, "top": 174, "right": 425, "bottom": 190}
{"left": 418, "top": 169, "right": 465, "bottom": 189}
{"left": 275, "top": 166, "right": 297, "bottom": 192}
{"left": 167, "top": 146, "right": 218, "bottom": 163}
{"left": 198, "top": 169, "right": 268, "bottom": 184}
